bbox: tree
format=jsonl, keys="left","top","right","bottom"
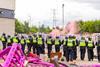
{"left": 15, "top": 19, "right": 25, "bottom": 33}
{"left": 15, "top": 19, "right": 52, "bottom": 33}
{"left": 94, "top": 20, "right": 100, "bottom": 33}
{"left": 78, "top": 20, "right": 100, "bottom": 33}
{"left": 44, "top": 26, "right": 52, "bottom": 33}
{"left": 30, "top": 26, "right": 38, "bottom": 33}
{"left": 23, "top": 21, "right": 30, "bottom": 33}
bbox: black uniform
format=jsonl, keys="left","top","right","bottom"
{"left": 32, "top": 34, "right": 37, "bottom": 54}
{"left": 20, "top": 36, "right": 26, "bottom": 54}
{"left": 26, "top": 37, "right": 31, "bottom": 54}
{"left": 79, "top": 40, "right": 87, "bottom": 60}
{"left": 7, "top": 35, "right": 12, "bottom": 46}
{"left": 67, "top": 38, "right": 75, "bottom": 62}
{"left": 46, "top": 36, "right": 53, "bottom": 58}
{"left": 54, "top": 36, "right": 61, "bottom": 52}
{"left": 97, "top": 40, "right": 100, "bottom": 62}
{"left": 62, "top": 37, "right": 68, "bottom": 61}
{"left": 28, "top": 36, "right": 33, "bottom": 53}
{"left": 73, "top": 38, "right": 77, "bottom": 60}
{"left": 62, "top": 36, "right": 68, "bottom": 57}
{"left": 37, "top": 35, "right": 44, "bottom": 56}
{"left": 1, "top": 33, "right": 7, "bottom": 49}
{"left": 12, "top": 36, "right": 20, "bottom": 44}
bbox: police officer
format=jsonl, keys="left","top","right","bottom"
{"left": 97, "top": 36, "right": 100, "bottom": 62}
{"left": 1, "top": 33, "right": 7, "bottom": 49}
{"left": 32, "top": 34, "right": 37, "bottom": 54}
{"left": 62, "top": 36, "right": 68, "bottom": 56}
{"left": 79, "top": 37, "right": 87, "bottom": 60}
{"left": 46, "top": 35, "right": 53, "bottom": 58}
{"left": 26, "top": 36, "right": 30, "bottom": 54}
{"left": 73, "top": 36, "right": 77, "bottom": 61}
{"left": 54, "top": 36, "right": 61, "bottom": 53}
{"left": 12, "top": 34, "right": 20, "bottom": 43}
{"left": 7, "top": 35, "right": 12, "bottom": 46}
{"left": 27, "top": 35, "right": 33, "bottom": 53}
{"left": 20, "top": 36, "right": 26, "bottom": 54}
{"left": 87, "top": 38, "right": 95, "bottom": 61}
{"left": 62, "top": 36, "right": 68, "bottom": 60}
{"left": 67, "top": 36, "right": 75, "bottom": 62}
{"left": 37, "top": 34, "right": 44, "bottom": 56}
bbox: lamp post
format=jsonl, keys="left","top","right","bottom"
{"left": 53, "top": 9, "right": 56, "bottom": 28}
{"left": 62, "top": 4, "right": 64, "bottom": 28}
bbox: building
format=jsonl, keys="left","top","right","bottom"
{"left": 0, "top": 0, "right": 15, "bottom": 35}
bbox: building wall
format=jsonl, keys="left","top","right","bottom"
{"left": 0, "top": 18, "right": 15, "bottom": 35}
{"left": 0, "top": 0, "right": 15, "bottom": 35}
{"left": 0, "top": 0, "right": 15, "bottom": 10}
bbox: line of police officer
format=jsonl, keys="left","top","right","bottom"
{"left": 0, "top": 33, "right": 100, "bottom": 63}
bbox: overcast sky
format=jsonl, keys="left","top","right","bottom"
{"left": 15, "top": 0, "right": 100, "bottom": 27}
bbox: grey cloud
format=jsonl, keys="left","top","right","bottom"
{"left": 67, "top": 0, "right": 100, "bottom": 3}
{"left": 66, "top": 0, "right": 100, "bottom": 10}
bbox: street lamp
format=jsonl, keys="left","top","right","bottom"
{"left": 62, "top": 4, "right": 64, "bottom": 28}
{"left": 53, "top": 9, "right": 56, "bottom": 28}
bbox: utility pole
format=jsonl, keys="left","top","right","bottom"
{"left": 53, "top": 9, "right": 56, "bottom": 28}
{"left": 28, "top": 15, "right": 32, "bottom": 27}
{"left": 38, "top": 21, "right": 40, "bottom": 32}
{"left": 62, "top": 4, "right": 64, "bottom": 28}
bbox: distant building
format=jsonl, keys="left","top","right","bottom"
{"left": 0, "top": 0, "right": 15, "bottom": 35}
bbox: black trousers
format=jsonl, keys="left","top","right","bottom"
{"left": 21, "top": 44, "right": 25, "bottom": 54}
{"left": 87, "top": 48, "right": 94, "bottom": 61}
{"left": 73, "top": 47, "right": 77, "bottom": 60}
{"left": 37, "top": 45, "right": 43, "bottom": 56}
{"left": 33, "top": 43, "right": 37, "bottom": 54}
{"left": 47, "top": 45, "right": 52, "bottom": 58}
{"left": 55, "top": 45, "right": 60, "bottom": 52}
{"left": 2, "top": 42, "right": 6, "bottom": 49}
{"left": 67, "top": 47, "right": 74, "bottom": 61}
{"left": 7, "top": 43, "right": 12, "bottom": 46}
{"left": 27, "top": 43, "right": 32, "bottom": 54}
{"left": 29, "top": 43, "right": 32, "bottom": 52}
{"left": 64, "top": 47, "right": 69, "bottom": 61}
{"left": 97, "top": 46, "right": 100, "bottom": 62}
{"left": 42, "top": 44, "right": 45, "bottom": 54}
{"left": 63, "top": 45, "right": 66, "bottom": 57}
{"left": 80, "top": 47, "right": 86, "bottom": 60}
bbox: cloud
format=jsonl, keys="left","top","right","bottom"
{"left": 66, "top": 0, "right": 100, "bottom": 10}
{"left": 15, "top": 0, "right": 100, "bottom": 27}
{"left": 67, "top": 0, "right": 100, "bottom": 3}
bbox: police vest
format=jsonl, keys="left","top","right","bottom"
{"left": 55, "top": 39, "right": 60, "bottom": 45}
{"left": 20, "top": 39, "right": 25, "bottom": 44}
{"left": 63, "top": 39, "right": 67, "bottom": 45}
{"left": 88, "top": 41, "right": 93, "bottom": 47}
{"left": 1, "top": 36, "right": 5, "bottom": 41}
{"left": 26, "top": 39, "right": 30, "bottom": 43}
{"left": 47, "top": 38, "right": 52, "bottom": 44}
{"left": 98, "top": 43, "right": 100, "bottom": 46}
{"left": 13, "top": 37, "right": 18, "bottom": 43}
{"left": 67, "top": 39, "right": 73, "bottom": 47}
{"left": 37, "top": 37, "right": 43, "bottom": 45}
{"left": 33, "top": 37, "right": 37, "bottom": 43}
{"left": 80, "top": 40, "right": 86, "bottom": 47}
{"left": 97, "top": 42, "right": 100, "bottom": 46}
{"left": 8, "top": 38, "right": 11, "bottom": 43}
{"left": 72, "top": 39, "right": 76, "bottom": 46}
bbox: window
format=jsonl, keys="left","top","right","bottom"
{"left": 0, "top": 11, "right": 3, "bottom": 14}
